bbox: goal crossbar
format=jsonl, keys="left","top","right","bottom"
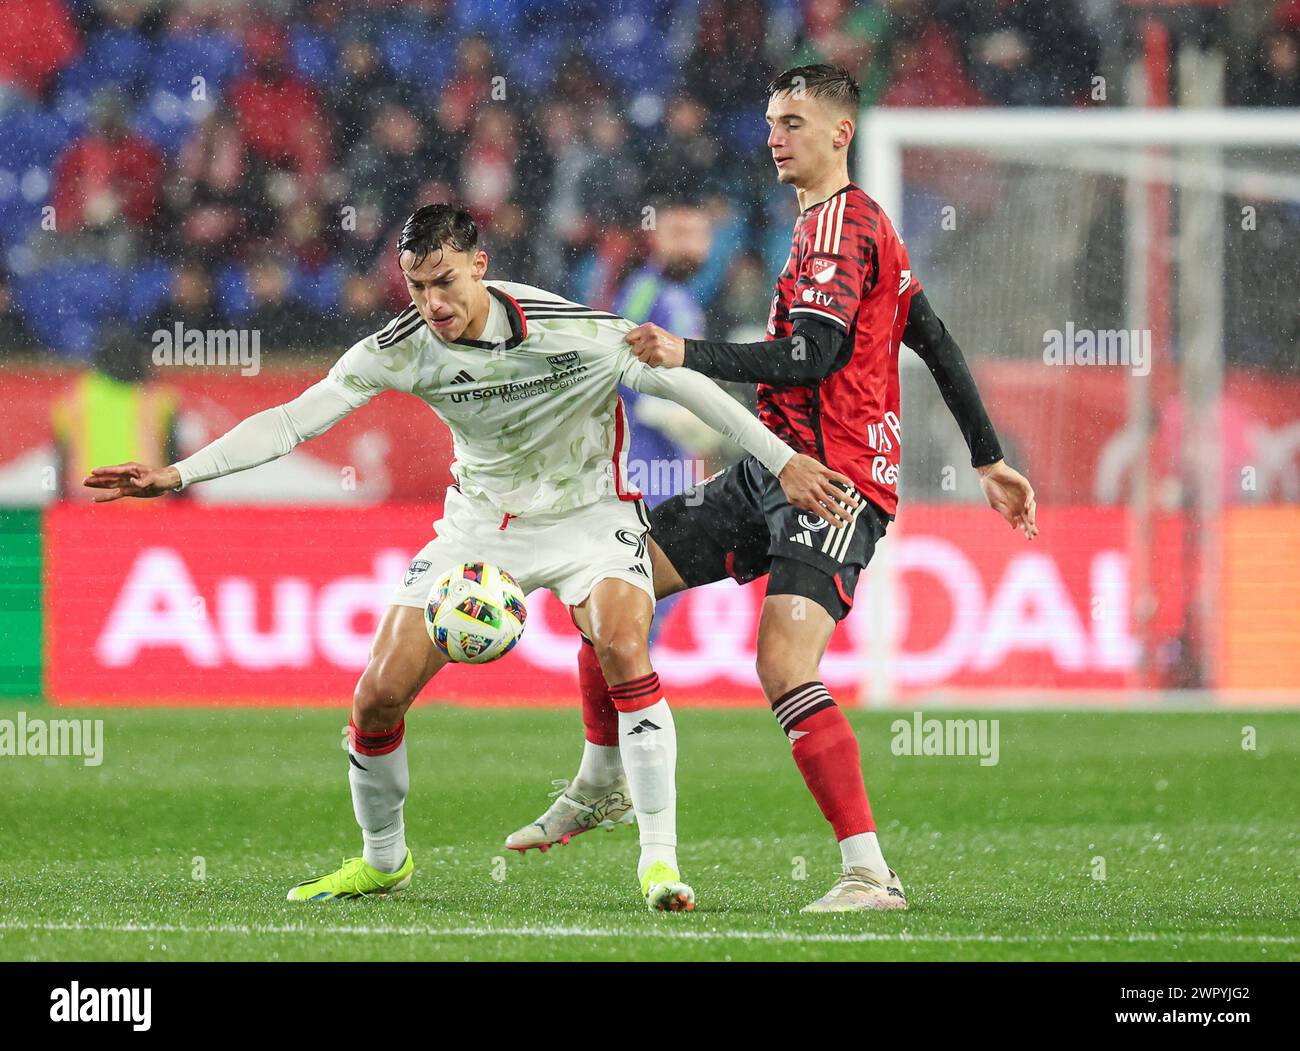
{"left": 861, "top": 107, "right": 1300, "bottom": 223}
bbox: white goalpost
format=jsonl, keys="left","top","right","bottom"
{"left": 855, "top": 106, "right": 1300, "bottom": 705}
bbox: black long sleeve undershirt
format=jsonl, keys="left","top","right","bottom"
{"left": 683, "top": 289, "right": 1003, "bottom": 468}
{"left": 902, "top": 290, "right": 1004, "bottom": 468}
{"left": 683, "top": 315, "right": 849, "bottom": 386}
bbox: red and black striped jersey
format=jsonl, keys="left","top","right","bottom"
{"left": 760, "top": 183, "right": 919, "bottom": 516}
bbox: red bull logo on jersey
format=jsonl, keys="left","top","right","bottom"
{"left": 866, "top": 412, "right": 902, "bottom": 455}
{"left": 866, "top": 423, "right": 894, "bottom": 454}
{"left": 871, "top": 456, "right": 900, "bottom": 486}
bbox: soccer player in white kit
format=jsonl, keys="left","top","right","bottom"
{"left": 84, "top": 204, "right": 858, "bottom": 911}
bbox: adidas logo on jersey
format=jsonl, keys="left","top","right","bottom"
{"left": 627, "top": 719, "right": 661, "bottom": 735}
{"left": 450, "top": 370, "right": 476, "bottom": 384}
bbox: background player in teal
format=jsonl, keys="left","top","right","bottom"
{"left": 508, "top": 65, "right": 1039, "bottom": 913}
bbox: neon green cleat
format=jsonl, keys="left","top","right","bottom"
{"left": 640, "top": 860, "right": 695, "bottom": 913}
{"left": 286, "top": 850, "right": 414, "bottom": 902}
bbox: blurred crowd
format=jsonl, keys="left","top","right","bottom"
{"left": 0, "top": 0, "right": 1295, "bottom": 365}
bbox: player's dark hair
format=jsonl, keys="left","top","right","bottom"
{"left": 397, "top": 204, "right": 478, "bottom": 268}
{"left": 767, "top": 63, "right": 861, "bottom": 114}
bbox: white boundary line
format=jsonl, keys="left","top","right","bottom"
{"left": 0, "top": 921, "right": 1294, "bottom": 946}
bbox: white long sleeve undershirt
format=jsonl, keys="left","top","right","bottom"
{"left": 173, "top": 377, "right": 358, "bottom": 489}
{"left": 623, "top": 363, "right": 795, "bottom": 480}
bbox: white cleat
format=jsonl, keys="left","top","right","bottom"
{"left": 505, "top": 777, "right": 635, "bottom": 854}
{"left": 800, "top": 866, "right": 908, "bottom": 912}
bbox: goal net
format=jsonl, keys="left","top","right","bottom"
{"left": 856, "top": 107, "right": 1300, "bottom": 702}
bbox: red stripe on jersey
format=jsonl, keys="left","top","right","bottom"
{"left": 612, "top": 396, "right": 641, "bottom": 501}
{"left": 496, "top": 289, "right": 528, "bottom": 342}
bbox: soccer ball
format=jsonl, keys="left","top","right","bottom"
{"left": 424, "top": 561, "right": 527, "bottom": 664}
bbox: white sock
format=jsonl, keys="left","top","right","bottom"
{"left": 616, "top": 697, "right": 678, "bottom": 880}
{"left": 348, "top": 725, "right": 410, "bottom": 874}
{"left": 574, "top": 740, "right": 623, "bottom": 788}
{"left": 839, "top": 831, "right": 889, "bottom": 875}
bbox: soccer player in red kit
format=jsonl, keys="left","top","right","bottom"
{"left": 507, "top": 64, "right": 1038, "bottom": 912}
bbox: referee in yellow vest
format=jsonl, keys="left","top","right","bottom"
{"left": 52, "top": 334, "right": 181, "bottom": 503}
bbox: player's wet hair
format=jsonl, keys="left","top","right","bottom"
{"left": 397, "top": 204, "right": 478, "bottom": 269}
{"left": 767, "top": 63, "right": 861, "bottom": 115}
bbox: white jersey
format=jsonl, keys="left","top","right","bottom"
{"left": 174, "top": 280, "right": 795, "bottom": 517}
{"left": 327, "top": 281, "right": 658, "bottom": 515}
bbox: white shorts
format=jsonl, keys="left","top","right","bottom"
{"left": 391, "top": 487, "right": 656, "bottom": 611}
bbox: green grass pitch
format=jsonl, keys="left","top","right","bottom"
{"left": 0, "top": 706, "right": 1296, "bottom": 962}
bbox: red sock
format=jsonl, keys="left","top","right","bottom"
{"left": 772, "top": 683, "right": 875, "bottom": 840}
{"left": 577, "top": 637, "right": 619, "bottom": 746}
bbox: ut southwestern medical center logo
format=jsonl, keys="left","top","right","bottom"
{"left": 448, "top": 355, "right": 588, "bottom": 404}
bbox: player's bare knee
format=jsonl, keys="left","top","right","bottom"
{"left": 756, "top": 648, "right": 816, "bottom": 704}
{"left": 591, "top": 626, "right": 649, "bottom": 684}
{"left": 352, "top": 673, "right": 411, "bottom": 730}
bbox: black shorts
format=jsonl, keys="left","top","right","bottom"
{"left": 650, "top": 455, "right": 893, "bottom": 621}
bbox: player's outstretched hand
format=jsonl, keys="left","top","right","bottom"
{"left": 778, "top": 454, "right": 859, "bottom": 528}
{"left": 977, "top": 459, "right": 1038, "bottom": 539}
{"left": 625, "top": 322, "right": 686, "bottom": 368}
{"left": 83, "top": 463, "right": 182, "bottom": 502}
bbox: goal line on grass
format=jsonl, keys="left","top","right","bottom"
{"left": 0, "top": 920, "right": 1294, "bottom": 947}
